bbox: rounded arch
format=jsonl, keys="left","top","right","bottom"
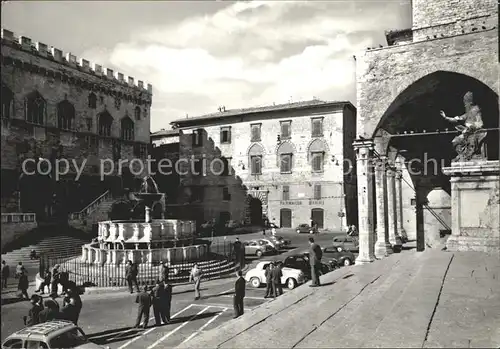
{"left": 120, "top": 116, "right": 135, "bottom": 140}
{"left": 98, "top": 110, "right": 113, "bottom": 137}
{"left": 306, "top": 138, "right": 329, "bottom": 159}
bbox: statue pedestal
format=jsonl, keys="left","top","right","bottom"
{"left": 442, "top": 160, "right": 500, "bottom": 252}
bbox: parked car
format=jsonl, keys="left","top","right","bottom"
{"left": 296, "top": 223, "right": 317, "bottom": 234}
{"left": 282, "top": 254, "right": 333, "bottom": 279}
{"left": 260, "top": 235, "right": 291, "bottom": 250}
{"left": 2, "top": 320, "right": 107, "bottom": 349}
{"left": 321, "top": 246, "right": 355, "bottom": 266}
{"left": 332, "top": 235, "right": 359, "bottom": 252}
{"left": 243, "top": 239, "right": 277, "bottom": 257}
{"left": 245, "top": 261, "right": 306, "bottom": 289}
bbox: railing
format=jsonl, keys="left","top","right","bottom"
{"left": 69, "top": 190, "right": 112, "bottom": 221}
{"left": 39, "top": 240, "right": 236, "bottom": 288}
{"left": 1, "top": 213, "right": 36, "bottom": 224}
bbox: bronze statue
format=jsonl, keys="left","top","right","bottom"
{"left": 440, "top": 91, "right": 487, "bottom": 162}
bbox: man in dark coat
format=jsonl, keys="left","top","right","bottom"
{"left": 18, "top": 268, "right": 29, "bottom": 300}
{"left": 233, "top": 238, "right": 242, "bottom": 269}
{"left": 61, "top": 296, "right": 78, "bottom": 325}
{"left": 126, "top": 260, "right": 140, "bottom": 294}
{"left": 36, "top": 269, "right": 51, "bottom": 294}
{"left": 264, "top": 263, "right": 274, "bottom": 298}
{"left": 67, "top": 287, "right": 82, "bottom": 325}
{"left": 271, "top": 262, "right": 283, "bottom": 296}
{"left": 1, "top": 260, "right": 10, "bottom": 289}
{"left": 38, "top": 299, "right": 60, "bottom": 323}
{"left": 25, "top": 295, "right": 44, "bottom": 326}
{"left": 233, "top": 271, "right": 246, "bottom": 319}
{"left": 135, "top": 285, "right": 152, "bottom": 329}
{"left": 151, "top": 280, "right": 167, "bottom": 326}
{"left": 59, "top": 269, "right": 70, "bottom": 295}
{"left": 50, "top": 264, "right": 60, "bottom": 297}
{"left": 162, "top": 283, "right": 172, "bottom": 323}
{"left": 308, "top": 237, "right": 323, "bottom": 287}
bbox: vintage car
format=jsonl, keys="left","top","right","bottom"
{"left": 321, "top": 247, "right": 356, "bottom": 266}
{"left": 260, "top": 235, "right": 291, "bottom": 250}
{"left": 2, "top": 320, "right": 106, "bottom": 349}
{"left": 245, "top": 261, "right": 306, "bottom": 289}
{"left": 243, "top": 239, "right": 277, "bottom": 257}
{"left": 332, "top": 235, "right": 359, "bottom": 252}
{"left": 282, "top": 254, "right": 334, "bottom": 279}
{"left": 296, "top": 223, "right": 318, "bottom": 234}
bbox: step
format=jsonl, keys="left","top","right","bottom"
{"left": 296, "top": 252, "right": 426, "bottom": 348}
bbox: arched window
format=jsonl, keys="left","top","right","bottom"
{"left": 57, "top": 100, "right": 75, "bottom": 130}
{"left": 98, "top": 111, "right": 113, "bottom": 137}
{"left": 24, "top": 91, "right": 46, "bottom": 125}
{"left": 248, "top": 143, "right": 264, "bottom": 175}
{"left": 134, "top": 106, "right": 141, "bottom": 120}
{"left": 121, "top": 116, "right": 134, "bottom": 141}
{"left": 277, "top": 142, "right": 294, "bottom": 174}
{"left": 88, "top": 93, "right": 97, "bottom": 109}
{"left": 1, "top": 83, "right": 14, "bottom": 119}
{"left": 308, "top": 139, "right": 327, "bottom": 173}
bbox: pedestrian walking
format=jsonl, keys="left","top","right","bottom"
{"left": 18, "top": 267, "right": 29, "bottom": 300}
{"left": 189, "top": 264, "right": 203, "bottom": 300}
{"left": 61, "top": 296, "right": 78, "bottom": 325}
{"left": 162, "top": 283, "right": 172, "bottom": 323}
{"left": 67, "top": 286, "right": 82, "bottom": 325}
{"left": 264, "top": 263, "right": 274, "bottom": 298}
{"left": 126, "top": 260, "right": 140, "bottom": 294}
{"left": 233, "top": 238, "right": 242, "bottom": 270}
{"left": 308, "top": 237, "right": 323, "bottom": 287}
{"left": 24, "top": 295, "right": 44, "bottom": 326}
{"left": 35, "top": 268, "right": 51, "bottom": 294}
{"left": 50, "top": 264, "right": 60, "bottom": 297}
{"left": 1, "top": 260, "right": 10, "bottom": 289}
{"left": 59, "top": 269, "right": 69, "bottom": 295}
{"left": 151, "top": 280, "right": 167, "bottom": 326}
{"left": 38, "top": 299, "right": 60, "bottom": 323}
{"left": 271, "top": 262, "right": 283, "bottom": 296}
{"left": 134, "top": 285, "right": 152, "bottom": 329}
{"left": 233, "top": 270, "right": 245, "bottom": 318}
{"left": 159, "top": 261, "right": 170, "bottom": 283}
{"left": 15, "top": 262, "right": 23, "bottom": 279}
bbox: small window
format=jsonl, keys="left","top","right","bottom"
{"left": 311, "top": 152, "right": 324, "bottom": 172}
{"left": 250, "top": 155, "right": 262, "bottom": 175}
{"left": 88, "top": 92, "right": 97, "bottom": 109}
{"left": 311, "top": 118, "right": 323, "bottom": 137}
{"left": 282, "top": 185, "right": 290, "bottom": 201}
{"left": 134, "top": 106, "right": 141, "bottom": 120}
{"left": 280, "top": 120, "right": 291, "bottom": 139}
{"left": 223, "top": 187, "right": 231, "bottom": 201}
{"left": 192, "top": 129, "right": 203, "bottom": 147}
{"left": 250, "top": 124, "right": 261, "bottom": 142}
{"left": 314, "top": 184, "right": 321, "bottom": 200}
{"left": 280, "top": 154, "right": 292, "bottom": 173}
{"left": 220, "top": 127, "right": 231, "bottom": 144}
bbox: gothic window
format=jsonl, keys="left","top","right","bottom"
{"left": 24, "top": 90, "right": 46, "bottom": 125}
{"left": 250, "top": 124, "right": 261, "bottom": 142}
{"left": 248, "top": 143, "right": 264, "bottom": 175}
{"left": 98, "top": 111, "right": 113, "bottom": 137}
{"left": 309, "top": 139, "right": 327, "bottom": 173}
{"left": 1, "top": 83, "right": 14, "bottom": 119}
{"left": 277, "top": 141, "right": 294, "bottom": 174}
{"left": 311, "top": 117, "right": 324, "bottom": 137}
{"left": 57, "top": 100, "right": 75, "bottom": 130}
{"left": 120, "top": 117, "right": 134, "bottom": 141}
{"left": 88, "top": 92, "right": 97, "bottom": 109}
{"left": 134, "top": 106, "right": 141, "bottom": 120}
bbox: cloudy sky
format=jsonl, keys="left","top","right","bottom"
{"left": 2, "top": 1, "right": 411, "bottom": 132}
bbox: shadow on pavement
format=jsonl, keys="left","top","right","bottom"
{"left": 173, "top": 288, "right": 207, "bottom": 296}
{"left": 87, "top": 326, "right": 141, "bottom": 345}
{"left": 203, "top": 291, "right": 233, "bottom": 300}
{"left": 1, "top": 296, "right": 28, "bottom": 306}
{"left": 169, "top": 311, "right": 222, "bottom": 324}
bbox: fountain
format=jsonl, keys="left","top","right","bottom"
{"left": 80, "top": 176, "right": 207, "bottom": 266}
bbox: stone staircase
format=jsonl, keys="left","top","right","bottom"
{"left": 68, "top": 190, "right": 114, "bottom": 232}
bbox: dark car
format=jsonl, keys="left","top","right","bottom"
{"left": 296, "top": 224, "right": 317, "bottom": 234}
{"left": 322, "top": 247, "right": 355, "bottom": 266}
{"left": 282, "top": 254, "right": 332, "bottom": 279}
{"left": 332, "top": 235, "right": 359, "bottom": 252}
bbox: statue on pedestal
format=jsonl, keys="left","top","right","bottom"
{"left": 440, "top": 91, "right": 487, "bottom": 162}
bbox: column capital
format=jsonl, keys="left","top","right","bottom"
{"left": 352, "top": 138, "right": 374, "bottom": 151}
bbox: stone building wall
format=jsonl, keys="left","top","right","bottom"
{"left": 173, "top": 102, "right": 357, "bottom": 230}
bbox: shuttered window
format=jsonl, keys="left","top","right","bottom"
{"left": 280, "top": 121, "right": 291, "bottom": 139}
{"left": 220, "top": 127, "right": 231, "bottom": 143}
{"left": 314, "top": 184, "right": 321, "bottom": 200}
{"left": 311, "top": 152, "right": 324, "bottom": 172}
{"left": 250, "top": 155, "right": 262, "bottom": 174}
{"left": 251, "top": 124, "right": 261, "bottom": 142}
{"left": 311, "top": 118, "right": 323, "bottom": 137}
{"left": 282, "top": 185, "right": 290, "bottom": 200}
{"left": 280, "top": 154, "right": 292, "bottom": 173}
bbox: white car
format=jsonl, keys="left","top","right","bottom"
{"left": 244, "top": 261, "right": 306, "bottom": 290}
{"left": 259, "top": 238, "right": 282, "bottom": 250}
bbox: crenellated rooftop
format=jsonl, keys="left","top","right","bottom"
{"left": 1, "top": 28, "right": 152, "bottom": 95}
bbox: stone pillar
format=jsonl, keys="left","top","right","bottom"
{"left": 395, "top": 168, "right": 406, "bottom": 241}
{"left": 145, "top": 206, "right": 151, "bottom": 223}
{"left": 81, "top": 246, "right": 88, "bottom": 262}
{"left": 386, "top": 168, "right": 402, "bottom": 250}
{"left": 353, "top": 140, "right": 376, "bottom": 265}
{"left": 374, "top": 159, "right": 393, "bottom": 258}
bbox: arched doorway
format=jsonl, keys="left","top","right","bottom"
{"left": 249, "top": 198, "right": 262, "bottom": 225}
{"left": 280, "top": 208, "right": 292, "bottom": 228}
{"left": 311, "top": 208, "right": 324, "bottom": 229}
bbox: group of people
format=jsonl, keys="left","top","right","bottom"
{"left": 24, "top": 284, "right": 83, "bottom": 327}
{"left": 264, "top": 262, "right": 284, "bottom": 298}
{"left": 134, "top": 279, "right": 173, "bottom": 328}
{"left": 35, "top": 264, "right": 73, "bottom": 298}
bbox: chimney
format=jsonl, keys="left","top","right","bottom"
{"left": 51, "top": 48, "right": 63, "bottom": 62}
{"left": 35, "top": 42, "right": 48, "bottom": 57}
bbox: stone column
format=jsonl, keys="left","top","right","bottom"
{"left": 353, "top": 140, "right": 376, "bottom": 264}
{"left": 386, "top": 168, "right": 402, "bottom": 249}
{"left": 395, "top": 169, "right": 406, "bottom": 240}
{"left": 374, "top": 159, "right": 393, "bottom": 258}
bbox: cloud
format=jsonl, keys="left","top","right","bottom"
{"left": 81, "top": 1, "right": 411, "bottom": 131}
